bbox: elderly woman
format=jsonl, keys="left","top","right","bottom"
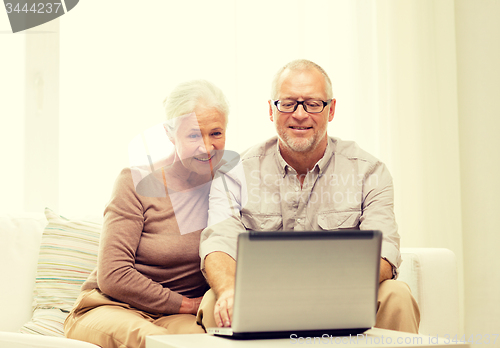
{"left": 64, "top": 80, "right": 229, "bottom": 348}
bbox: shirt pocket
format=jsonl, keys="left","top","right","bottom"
{"left": 317, "top": 211, "right": 361, "bottom": 230}
{"left": 241, "top": 213, "right": 283, "bottom": 231}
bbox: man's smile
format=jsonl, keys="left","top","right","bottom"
{"left": 289, "top": 125, "right": 313, "bottom": 132}
{"left": 194, "top": 153, "right": 215, "bottom": 162}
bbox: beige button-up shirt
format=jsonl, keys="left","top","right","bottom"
{"left": 200, "top": 136, "right": 401, "bottom": 275}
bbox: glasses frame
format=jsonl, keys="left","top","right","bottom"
{"left": 273, "top": 99, "right": 332, "bottom": 114}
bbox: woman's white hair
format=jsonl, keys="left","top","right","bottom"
{"left": 270, "top": 59, "right": 333, "bottom": 100}
{"left": 163, "top": 79, "right": 229, "bottom": 132}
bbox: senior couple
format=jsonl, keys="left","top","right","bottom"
{"left": 64, "top": 59, "right": 420, "bottom": 348}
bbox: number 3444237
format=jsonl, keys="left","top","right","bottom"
{"left": 443, "top": 334, "right": 499, "bottom": 345}
{"left": 5, "top": 3, "right": 63, "bottom": 14}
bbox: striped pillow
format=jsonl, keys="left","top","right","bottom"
{"left": 20, "top": 208, "right": 101, "bottom": 336}
{"left": 20, "top": 308, "right": 68, "bottom": 336}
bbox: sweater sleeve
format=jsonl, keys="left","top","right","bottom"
{"left": 96, "top": 168, "right": 183, "bottom": 314}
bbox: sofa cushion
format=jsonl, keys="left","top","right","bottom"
{"left": 19, "top": 208, "right": 102, "bottom": 336}
{"left": 0, "top": 331, "right": 100, "bottom": 347}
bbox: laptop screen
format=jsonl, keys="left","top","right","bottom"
{"left": 231, "top": 230, "right": 382, "bottom": 334}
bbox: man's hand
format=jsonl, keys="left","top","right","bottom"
{"left": 214, "top": 288, "right": 234, "bottom": 327}
{"left": 179, "top": 296, "right": 203, "bottom": 315}
{"left": 379, "top": 258, "right": 394, "bottom": 283}
{"left": 204, "top": 252, "right": 236, "bottom": 327}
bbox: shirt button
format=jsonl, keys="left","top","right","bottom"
{"left": 261, "top": 223, "right": 265, "bottom": 228}
{"left": 295, "top": 187, "right": 299, "bottom": 192}
{"left": 297, "top": 218, "right": 302, "bottom": 223}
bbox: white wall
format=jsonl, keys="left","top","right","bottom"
{"left": 455, "top": 0, "right": 500, "bottom": 344}
{"left": 56, "top": 0, "right": 380, "bottom": 217}
{"left": 0, "top": 10, "right": 25, "bottom": 213}
{"left": 24, "top": 20, "right": 60, "bottom": 214}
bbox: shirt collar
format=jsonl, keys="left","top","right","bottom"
{"left": 274, "top": 137, "right": 334, "bottom": 177}
{"left": 275, "top": 141, "right": 290, "bottom": 177}
{"left": 315, "top": 138, "right": 334, "bottom": 175}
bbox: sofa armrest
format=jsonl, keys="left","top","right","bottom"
{"left": 399, "top": 248, "right": 459, "bottom": 337}
{"left": 0, "top": 213, "right": 46, "bottom": 332}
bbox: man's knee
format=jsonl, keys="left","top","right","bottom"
{"left": 378, "top": 280, "right": 415, "bottom": 306}
{"left": 376, "top": 280, "right": 420, "bottom": 333}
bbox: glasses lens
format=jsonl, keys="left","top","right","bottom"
{"left": 278, "top": 100, "right": 297, "bottom": 112}
{"left": 304, "top": 100, "right": 324, "bottom": 113}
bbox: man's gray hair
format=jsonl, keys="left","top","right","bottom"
{"left": 163, "top": 79, "right": 229, "bottom": 132}
{"left": 270, "top": 59, "right": 333, "bottom": 100}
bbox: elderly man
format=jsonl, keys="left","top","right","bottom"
{"left": 197, "top": 59, "right": 420, "bottom": 333}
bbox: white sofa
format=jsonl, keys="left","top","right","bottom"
{"left": 0, "top": 211, "right": 459, "bottom": 347}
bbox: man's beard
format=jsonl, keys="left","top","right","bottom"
{"left": 277, "top": 126, "right": 323, "bottom": 153}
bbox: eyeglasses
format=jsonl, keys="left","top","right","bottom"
{"left": 273, "top": 99, "right": 331, "bottom": 113}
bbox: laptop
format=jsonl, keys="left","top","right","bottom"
{"left": 207, "top": 230, "right": 382, "bottom": 339}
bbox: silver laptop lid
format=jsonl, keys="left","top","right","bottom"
{"left": 231, "top": 230, "right": 382, "bottom": 333}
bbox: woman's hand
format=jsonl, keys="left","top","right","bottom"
{"left": 179, "top": 296, "right": 203, "bottom": 315}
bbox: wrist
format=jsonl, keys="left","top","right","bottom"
{"left": 382, "top": 257, "right": 397, "bottom": 279}
{"left": 179, "top": 296, "right": 203, "bottom": 315}
{"left": 179, "top": 296, "right": 194, "bottom": 314}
